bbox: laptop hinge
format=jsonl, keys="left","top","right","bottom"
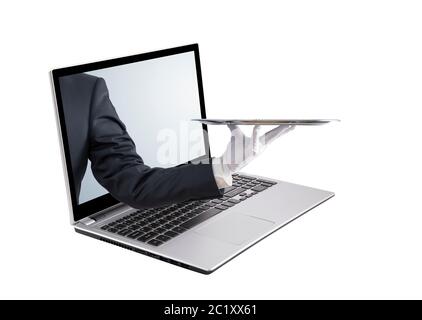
{"left": 80, "top": 217, "right": 96, "bottom": 226}
{"left": 77, "top": 203, "right": 128, "bottom": 226}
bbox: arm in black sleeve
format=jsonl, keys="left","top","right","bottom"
{"left": 88, "top": 77, "right": 222, "bottom": 208}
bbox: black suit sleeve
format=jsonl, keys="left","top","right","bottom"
{"left": 88, "top": 77, "right": 222, "bottom": 208}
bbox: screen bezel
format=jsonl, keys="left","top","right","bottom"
{"left": 52, "top": 44, "right": 210, "bottom": 223}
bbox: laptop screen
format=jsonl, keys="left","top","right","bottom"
{"left": 52, "top": 44, "right": 209, "bottom": 222}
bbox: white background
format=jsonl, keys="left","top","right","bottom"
{"left": 0, "top": 0, "right": 421, "bottom": 299}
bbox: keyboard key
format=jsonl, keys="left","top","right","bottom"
{"left": 257, "top": 179, "right": 276, "bottom": 185}
{"left": 137, "top": 232, "right": 158, "bottom": 242}
{"left": 211, "top": 199, "right": 223, "bottom": 204}
{"left": 261, "top": 183, "right": 273, "bottom": 187}
{"left": 156, "top": 235, "right": 171, "bottom": 242}
{"left": 192, "top": 207, "right": 206, "bottom": 214}
{"left": 155, "top": 227, "right": 167, "bottom": 234}
{"left": 251, "top": 185, "right": 268, "bottom": 192}
{"left": 139, "top": 226, "right": 153, "bottom": 233}
{"left": 176, "top": 210, "right": 190, "bottom": 218}
{"left": 172, "top": 226, "right": 188, "bottom": 234}
{"left": 215, "top": 205, "right": 228, "bottom": 210}
{"left": 173, "top": 218, "right": 185, "bottom": 224}
{"left": 185, "top": 212, "right": 197, "bottom": 218}
{"left": 225, "top": 187, "right": 247, "bottom": 198}
{"left": 127, "top": 231, "right": 143, "bottom": 239}
{"left": 228, "top": 198, "right": 240, "bottom": 204}
{"left": 223, "top": 186, "right": 237, "bottom": 193}
{"left": 221, "top": 202, "right": 234, "bottom": 207}
{"left": 148, "top": 239, "right": 163, "bottom": 246}
{"left": 117, "top": 229, "right": 132, "bottom": 236}
{"left": 101, "top": 225, "right": 109, "bottom": 230}
{"left": 137, "top": 220, "right": 148, "bottom": 226}
{"left": 180, "top": 208, "right": 222, "bottom": 229}
{"left": 108, "top": 228, "right": 118, "bottom": 233}
{"left": 149, "top": 222, "right": 160, "bottom": 228}
{"left": 164, "top": 231, "right": 178, "bottom": 238}
{"left": 163, "top": 223, "right": 174, "bottom": 229}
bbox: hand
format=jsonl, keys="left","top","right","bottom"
{"left": 212, "top": 124, "right": 295, "bottom": 188}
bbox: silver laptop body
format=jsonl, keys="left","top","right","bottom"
{"left": 51, "top": 44, "right": 334, "bottom": 274}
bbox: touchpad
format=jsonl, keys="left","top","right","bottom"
{"left": 195, "top": 213, "right": 275, "bottom": 246}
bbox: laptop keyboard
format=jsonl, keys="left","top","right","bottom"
{"left": 98, "top": 174, "right": 277, "bottom": 246}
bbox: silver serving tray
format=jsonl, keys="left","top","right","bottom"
{"left": 192, "top": 119, "right": 339, "bottom": 126}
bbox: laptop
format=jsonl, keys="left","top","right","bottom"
{"left": 51, "top": 44, "right": 334, "bottom": 274}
